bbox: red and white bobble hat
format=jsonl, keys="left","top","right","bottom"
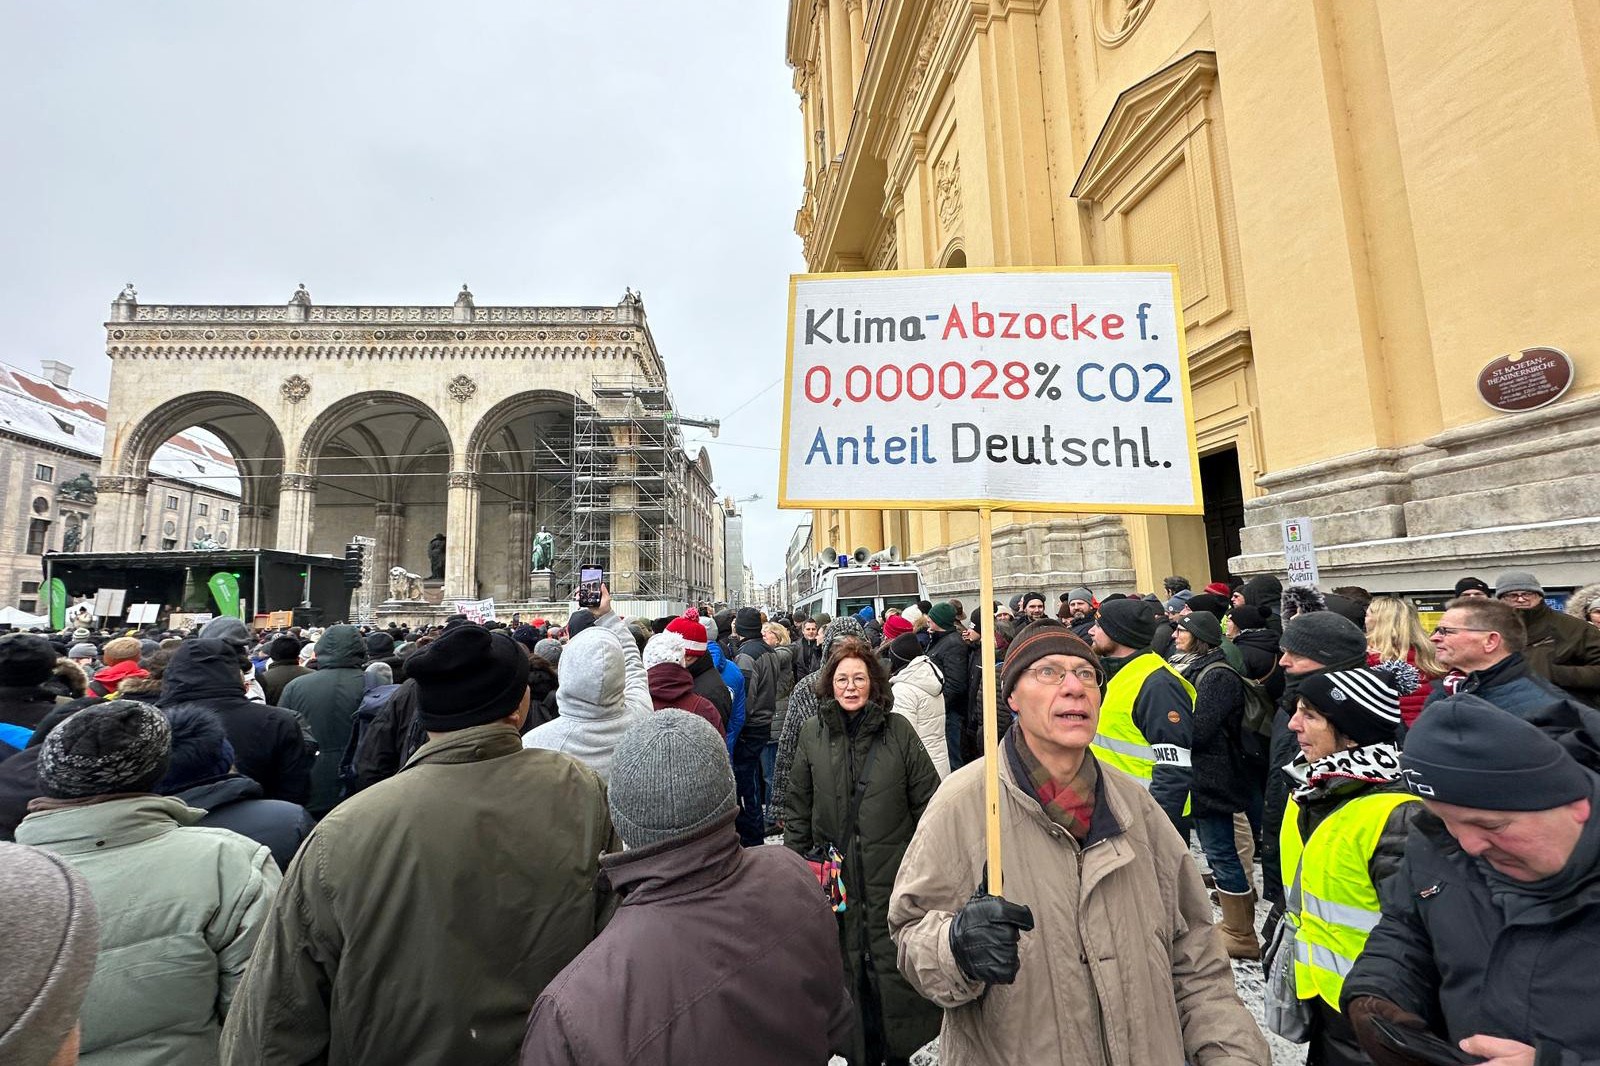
{"left": 666, "top": 615, "right": 709, "bottom": 658}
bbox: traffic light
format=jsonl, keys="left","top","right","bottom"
{"left": 344, "top": 543, "right": 364, "bottom": 588}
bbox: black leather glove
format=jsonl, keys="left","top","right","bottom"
{"left": 949, "top": 871, "right": 1034, "bottom": 985}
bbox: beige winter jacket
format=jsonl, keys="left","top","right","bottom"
{"left": 888, "top": 751, "right": 1270, "bottom": 1066}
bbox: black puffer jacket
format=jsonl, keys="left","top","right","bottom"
{"left": 172, "top": 773, "right": 316, "bottom": 871}
{"left": 1186, "top": 650, "right": 1254, "bottom": 816}
{"left": 924, "top": 629, "right": 970, "bottom": 725}
{"left": 157, "top": 638, "right": 316, "bottom": 805}
{"left": 784, "top": 698, "right": 940, "bottom": 1060}
{"left": 1344, "top": 777, "right": 1600, "bottom": 1062}
{"left": 526, "top": 656, "right": 560, "bottom": 728}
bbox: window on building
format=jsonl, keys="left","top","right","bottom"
{"left": 51, "top": 416, "right": 75, "bottom": 435}
{"left": 162, "top": 538, "right": 177, "bottom": 550}
{"left": 34, "top": 463, "right": 53, "bottom": 483}
{"left": 221, "top": 507, "right": 231, "bottom": 522}
{"left": 197, "top": 502, "right": 210, "bottom": 517}
{"left": 26, "top": 519, "right": 49, "bottom": 554}
{"left": 166, "top": 495, "right": 179, "bottom": 510}
{"left": 19, "top": 600, "right": 35, "bottom": 613}
{"left": 20, "top": 581, "right": 39, "bottom": 595}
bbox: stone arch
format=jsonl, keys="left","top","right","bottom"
{"left": 466, "top": 389, "right": 595, "bottom": 601}
{"left": 297, "top": 391, "right": 456, "bottom": 474}
{"left": 118, "top": 391, "right": 286, "bottom": 479}
{"left": 941, "top": 241, "right": 968, "bottom": 268}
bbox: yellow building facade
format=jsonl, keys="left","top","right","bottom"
{"left": 787, "top": 0, "right": 1600, "bottom": 600}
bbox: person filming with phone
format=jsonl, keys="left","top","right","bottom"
{"left": 1343, "top": 694, "right": 1600, "bottom": 1066}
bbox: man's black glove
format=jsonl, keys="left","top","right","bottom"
{"left": 949, "top": 871, "right": 1034, "bottom": 985}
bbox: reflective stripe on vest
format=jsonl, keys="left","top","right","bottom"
{"left": 1092, "top": 652, "right": 1196, "bottom": 782}
{"left": 1278, "top": 790, "right": 1417, "bottom": 1009}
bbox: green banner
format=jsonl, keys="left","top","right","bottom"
{"left": 207, "top": 572, "right": 242, "bottom": 620}
{"left": 48, "top": 578, "right": 68, "bottom": 630}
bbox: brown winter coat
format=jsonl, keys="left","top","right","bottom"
{"left": 1520, "top": 600, "right": 1600, "bottom": 706}
{"left": 888, "top": 751, "right": 1270, "bottom": 1066}
{"left": 520, "top": 811, "right": 854, "bottom": 1064}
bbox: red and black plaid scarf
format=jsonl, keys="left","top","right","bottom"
{"left": 1007, "top": 727, "right": 1099, "bottom": 842}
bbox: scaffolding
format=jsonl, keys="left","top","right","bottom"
{"left": 572, "top": 378, "right": 690, "bottom": 603}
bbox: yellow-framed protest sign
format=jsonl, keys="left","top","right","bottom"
{"left": 779, "top": 265, "right": 1201, "bottom": 895}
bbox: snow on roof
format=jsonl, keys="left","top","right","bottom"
{"left": 0, "top": 364, "right": 241, "bottom": 498}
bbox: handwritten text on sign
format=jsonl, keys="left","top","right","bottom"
{"left": 780, "top": 269, "right": 1200, "bottom": 512}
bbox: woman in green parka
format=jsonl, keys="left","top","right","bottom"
{"left": 785, "top": 637, "right": 942, "bottom": 1066}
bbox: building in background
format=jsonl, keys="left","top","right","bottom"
{"left": 787, "top": 0, "right": 1600, "bottom": 598}
{"left": 0, "top": 360, "right": 239, "bottom": 612}
{"left": 723, "top": 500, "right": 747, "bottom": 607}
{"left": 785, "top": 519, "right": 813, "bottom": 607}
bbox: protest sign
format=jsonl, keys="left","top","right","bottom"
{"left": 454, "top": 598, "right": 496, "bottom": 624}
{"left": 1282, "top": 517, "right": 1319, "bottom": 587}
{"left": 779, "top": 266, "right": 1200, "bottom": 896}
{"left": 780, "top": 267, "right": 1201, "bottom": 514}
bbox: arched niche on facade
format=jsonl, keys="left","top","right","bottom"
{"left": 942, "top": 243, "right": 968, "bottom": 268}
{"left": 297, "top": 392, "right": 454, "bottom": 574}
{"left": 465, "top": 389, "right": 594, "bottom": 600}
{"left": 115, "top": 391, "right": 286, "bottom": 550}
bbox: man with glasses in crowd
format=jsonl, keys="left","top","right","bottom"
{"left": 1428, "top": 595, "right": 1573, "bottom": 716}
{"left": 1494, "top": 571, "right": 1600, "bottom": 708}
{"left": 889, "top": 622, "right": 1267, "bottom": 1065}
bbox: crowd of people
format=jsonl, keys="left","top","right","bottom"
{"left": 3, "top": 571, "right": 1600, "bottom": 1065}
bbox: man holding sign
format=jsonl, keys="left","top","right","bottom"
{"left": 888, "top": 622, "right": 1267, "bottom": 1064}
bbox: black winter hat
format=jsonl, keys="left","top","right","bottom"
{"left": 1095, "top": 598, "right": 1158, "bottom": 651}
{"left": 1184, "top": 593, "right": 1230, "bottom": 621}
{"left": 1297, "top": 666, "right": 1404, "bottom": 746}
{"left": 566, "top": 609, "right": 597, "bottom": 639}
{"left": 1454, "top": 576, "right": 1491, "bottom": 596}
{"left": 268, "top": 635, "right": 302, "bottom": 663}
{"left": 1323, "top": 594, "right": 1369, "bottom": 627}
{"left": 1280, "top": 611, "right": 1368, "bottom": 668}
{"left": 1228, "top": 605, "right": 1266, "bottom": 630}
{"left": 888, "top": 632, "right": 923, "bottom": 670}
{"left": 406, "top": 626, "right": 530, "bottom": 732}
{"left": 0, "top": 634, "right": 61, "bottom": 687}
{"left": 365, "top": 631, "right": 396, "bottom": 658}
{"left": 734, "top": 607, "right": 764, "bottom": 639}
{"left": 1175, "top": 611, "right": 1223, "bottom": 649}
{"left": 1402, "top": 695, "right": 1595, "bottom": 810}
{"left": 511, "top": 624, "right": 542, "bottom": 652}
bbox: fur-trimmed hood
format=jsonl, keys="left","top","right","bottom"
{"left": 1566, "top": 583, "right": 1600, "bottom": 622}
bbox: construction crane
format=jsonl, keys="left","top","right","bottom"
{"left": 723, "top": 492, "right": 761, "bottom": 515}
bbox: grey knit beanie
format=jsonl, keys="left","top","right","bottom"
{"left": 609, "top": 710, "right": 737, "bottom": 848}
{"left": 38, "top": 699, "right": 171, "bottom": 798}
{"left": 1279, "top": 611, "right": 1368, "bottom": 668}
{"left": 533, "top": 638, "right": 563, "bottom": 667}
{"left": 68, "top": 642, "right": 97, "bottom": 659}
{"left": 1494, "top": 571, "right": 1545, "bottom": 598}
{"left": 0, "top": 843, "right": 100, "bottom": 1066}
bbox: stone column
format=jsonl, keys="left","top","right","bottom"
{"left": 372, "top": 503, "right": 406, "bottom": 598}
{"left": 846, "top": 0, "right": 866, "bottom": 80}
{"left": 236, "top": 503, "right": 275, "bottom": 550}
{"left": 95, "top": 476, "right": 150, "bottom": 552}
{"left": 827, "top": 0, "right": 855, "bottom": 148}
{"left": 507, "top": 501, "right": 535, "bottom": 601}
{"left": 443, "top": 471, "right": 481, "bottom": 601}
{"left": 274, "top": 473, "right": 317, "bottom": 554}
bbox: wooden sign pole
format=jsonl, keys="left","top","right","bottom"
{"left": 977, "top": 506, "right": 1003, "bottom": 896}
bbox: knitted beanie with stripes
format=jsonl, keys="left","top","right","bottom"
{"left": 1296, "top": 662, "right": 1415, "bottom": 746}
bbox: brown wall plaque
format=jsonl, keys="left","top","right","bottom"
{"left": 1477, "top": 346, "right": 1574, "bottom": 413}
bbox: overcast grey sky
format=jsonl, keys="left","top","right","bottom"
{"left": 1, "top": 1, "right": 808, "bottom": 583}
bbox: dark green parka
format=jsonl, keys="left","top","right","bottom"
{"left": 784, "top": 697, "right": 941, "bottom": 1059}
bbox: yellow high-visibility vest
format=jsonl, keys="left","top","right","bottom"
{"left": 1279, "top": 789, "right": 1417, "bottom": 1009}
{"left": 1092, "top": 652, "right": 1195, "bottom": 810}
